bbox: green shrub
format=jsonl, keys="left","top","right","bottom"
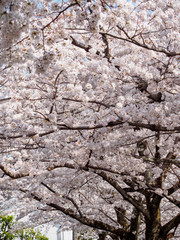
{"left": 0, "top": 215, "right": 48, "bottom": 240}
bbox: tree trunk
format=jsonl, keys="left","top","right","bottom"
{"left": 145, "top": 193, "right": 162, "bottom": 240}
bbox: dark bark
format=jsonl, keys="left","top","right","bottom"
{"left": 97, "top": 171, "right": 150, "bottom": 219}
{"left": 145, "top": 193, "right": 162, "bottom": 240}
{"left": 130, "top": 208, "right": 141, "bottom": 240}
{"left": 159, "top": 213, "right": 180, "bottom": 239}
{"left": 28, "top": 162, "right": 179, "bottom": 240}
{"left": 44, "top": 202, "right": 135, "bottom": 240}
{"left": 98, "top": 232, "right": 107, "bottom": 240}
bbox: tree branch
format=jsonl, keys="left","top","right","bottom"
{"left": 0, "top": 130, "right": 55, "bottom": 140}
{"left": 57, "top": 120, "right": 180, "bottom": 132}
{"left": 100, "top": 33, "right": 111, "bottom": 61}
{"left": 29, "top": 190, "right": 135, "bottom": 239}
{"left": 102, "top": 31, "right": 180, "bottom": 57}
{"left": 45, "top": 202, "right": 135, "bottom": 239}
{"left": 41, "top": 3, "right": 78, "bottom": 31}
{"left": 168, "top": 181, "right": 180, "bottom": 195}
{"left": 160, "top": 213, "right": 180, "bottom": 237}
{"left": 70, "top": 36, "right": 92, "bottom": 52}
{"left": 97, "top": 171, "right": 150, "bottom": 220}
{"left": 0, "top": 164, "right": 29, "bottom": 179}
{"left": 62, "top": 97, "right": 115, "bottom": 108}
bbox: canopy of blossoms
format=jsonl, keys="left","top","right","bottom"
{"left": 0, "top": 1, "right": 179, "bottom": 240}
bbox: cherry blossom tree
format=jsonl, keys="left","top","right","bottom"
{"left": 0, "top": 0, "right": 180, "bottom": 240}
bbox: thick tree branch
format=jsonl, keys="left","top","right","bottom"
{"left": 168, "top": 181, "right": 180, "bottom": 195}
{"left": 100, "top": 33, "right": 111, "bottom": 61}
{"left": 0, "top": 118, "right": 179, "bottom": 142}
{"left": 47, "top": 162, "right": 132, "bottom": 178}
{"left": 70, "top": 36, "right": 92, "bottom": 52}
{"left": 65, "top": 196, "right": 83, "bottom": 217}
{"left": 29, "top": 191, "right": 135, "bottom": 239}
{"left": 0, "top": 130, "right": 55, "bottom": 140}
{"left": 161, "top": 194, "right": 180, "bottom": 209}
{"left": 0, "top": 97, "right": 11, "bottom": 103}
{"left": 130, "top": 208, "right": 141, "bottom": 240}
{"left": 0, "top": 164, "right": 29, "bottom": 179}
{"left": 41, "top": 182, "right": 56, "bottom": 194}
{"left": 162, "top": 159, "right": 180, "bottom": 168}
{"left": 41, "top": 182, "right": 83, "bottom": 217}
{"left": 57, "top": 120, "right": 180, "bottom": 132}
{"left": 46, "top": 202, "right": 135, "bottom": 239}
{"left": 97, "top": 171, "right": 150, "bottom": 220}
{"left": 160, "top": 213, "right": 180, "bottom": 237}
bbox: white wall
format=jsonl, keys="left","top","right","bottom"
{"left": 36, "top": 223, "right": 59, "bottom": 240}
{"left": 37, "top": 224, "right": 74, "bottom": 240}
{"left": 58, "top": 229, "right": 73, "bottom": 240}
